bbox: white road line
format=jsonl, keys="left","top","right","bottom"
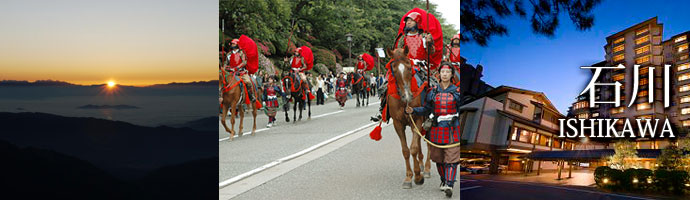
{"left": 367, "top": 101, "right": 380, "bottom": 106}
{"left": 218, "top": 122, "right": 378, "bottom": 188}
{"left": 218, "top": 109, "right": 347, "bottom": 142}
{"left": 218, "top": 128, "right": 269, "bottom": 142}
{"left": 477, "top": 179, "right": 655, "bottom": 200}
{"left": 459, "top": 186, "right": 482, "bottom": 191}
{"left": 312, "top": 110, "right": 344, "bottom": 118}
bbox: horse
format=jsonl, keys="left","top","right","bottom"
{"left": 219, "top": 70, "right": 261, "bottom": 141}
{"left": 282, "top": 71, "right": 312, "bottom": 122}
{"left": 384, "top": 47, "right": 432, "bottom": 188}
{"left": 348, "top": 72, "right": 370, "bottom": 107}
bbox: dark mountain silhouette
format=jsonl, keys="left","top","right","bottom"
{"left": 0, "top": 112, "right": 216, "bottom": 181}
{"left": 137, "top": 157, "right": 218, "bottom": 200}
{"left": 0, "top": 139, "right": 217, "bottom": 199}
{"left": 0, "top": 79, "right": 76, "bottom": 86}
{"left": 0, "top": 79, "right": 217, "bottom": 88}
{"left": 170, "top": 116, "right": 217, "bottom": 132}
{"left": 0, "top": 139, "right": 149, "bottom": 199}
{"left": 76, "top": 104, "right": 141, "bottom": 110}
{"left": 145, "top": 80, "right": 217, "bottom": 88}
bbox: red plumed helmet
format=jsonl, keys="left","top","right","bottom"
{"left": 231, "top": 39, "right": 240, "bottom": 45}
{"left": 361, "top": 53, "right": 375, "bottom": 71}
{"left": 405, "top": 12, "right": 423, "bottom": 25}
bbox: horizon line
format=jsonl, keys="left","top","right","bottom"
{"left": 0, "top": 79, "right": 217, "bottom": 87}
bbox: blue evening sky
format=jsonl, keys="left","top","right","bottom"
{"left": 462, "top": 0, "right": 690, "bottom": 114}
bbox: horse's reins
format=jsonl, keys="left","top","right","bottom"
{"left": 394, "top": 57, "right": 459, "bottom": 149}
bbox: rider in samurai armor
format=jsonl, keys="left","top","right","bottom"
{"left": 263, "top": 76, "right": 285, "bottom": 128}
{"left": 371, "top": 8, "right": 443, "bottom": 122}
{"left": 286, "top": 46, "right": 315, "bottom": 100}
{"left": 335, "top": 72, "right": 349, "bottom": 110}
{"left": 356, "top": 54, "right": 367, "bottom": 74}
{"left": 225, "top": 36, "right": 261, "bottom": 108}
{"left": 446, "top": 33, "right": 461, "bottom": 86}
{"left": 289, "top": 47, "right": 308, "bottom": 83}
{"left": 405, "top": 62, "right": 460, "bottom": 198}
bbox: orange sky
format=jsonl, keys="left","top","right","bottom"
{"left": 0, "top": 0, "right": 216, "bottom": 86}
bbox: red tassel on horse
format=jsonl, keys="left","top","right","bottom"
{"left": 369, "top": 124, "right": 382, "bottom": 141}
{"left": 243, "top": 84, "right": 251, "bottom": 105}
{"left": 254, "top": 100, "right": 262, "bottom": 109}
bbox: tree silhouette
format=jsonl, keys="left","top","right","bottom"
{"left": 461, "top": 0, "right": 602, "bottom": 46}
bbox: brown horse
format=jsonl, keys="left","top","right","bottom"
{"left": 385, "top": 47, "right": 432, "bottom": 188}
{"left": 219, "top": 70, "right": 261, "bottom": 141}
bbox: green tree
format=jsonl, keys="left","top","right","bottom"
{"left": 461, "top": 0, "right": 602, "bottom": 46}
{"left": 221, "top": 0, "right": 459, "bottom": 73}
{"left": 608, "top": 140, "right": 639, "bottom": 170}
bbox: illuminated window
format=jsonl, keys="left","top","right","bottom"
{"left": 635, "top": 55, "right": 650, "bottom": 64}
{"left": 538, "top": 134, "right": 550, "bottom": 146}
{"left": 577, "top": 113, "right": 589, "bottom": 119}
{"left": 638, "top": 90, "right": 648, "bottom": 97}
{"left": 682, "top": 107, "right": 690, "bottom": 115}
{"left": 679, "top": 63, "right": 690, "bottom": 71}
{"left": 681, "top": 95, "right": 690, "bottom": 103}
{"left": 681, "top": 84, "right": 690, "bottom": 92}
{"left": 613, "top": 74, "right": 625, "bottom": 81}
{"left": 592, "top": 113, "right": 600, "bottom": 117}
{"left": 636, "top": 28, "right": 649, "bottom": 36}
{"left": 683, "top": 120, "right": 690, "bottom": 127}
{"left": 574, "top": 101, "right": 589, "bottom": 109}
{"left": 681, "top": 55, "right": 689, "bottom": 61}
{"left": 677, "top": 35, "right": 687, "bottom": 43}
{"left": 640, "top": 78, "right": 648, "bottom": 85}
{"left": 679, "top": 44, "right": 689, "bottom": 53}
{"left": 680, "top": 73, "right": 690, "bottom": 81}
{"left": 519, "top": 129, "right": 532, "bottom": 143}
{"left": 640, "top": 67, "right": 649, "bottom": 75}
{"left": 635, "top": 36, "right": 649, "bottom": 45}
{"left": 637, "top": 103, "right": 651, "bottom": 111}
{"left": 613, "top": 54, "right": 625, "bottom": 62}
{"left": 553, "top": 139, "right": 563, "bottom": 149}
{"left": 635, "top": 45, "right": 650, "bottom": 55}
{"left": 611, "top": 107, "right": 625, "bottom": 114}
{"left": 637, "top": 115, "right": 653, "bottom": 120}
{"left": 613, "top": 37, "right": 625, "bottom": 44}
{"left": 613, "top": 45, "right": 625, "bottom": 53}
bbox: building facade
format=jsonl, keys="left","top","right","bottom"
{"left": 459, "top": 85, "right": 579, "bottom": 172}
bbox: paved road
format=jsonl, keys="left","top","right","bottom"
{"left": 218, "top": 96, "right": 666, "bottom": 200}
{"left": 219, "top": 96, "right": 380, "bottom": 183}
{"left": 459, "top": 178, "right": 662, "bottom": 200}
{"left": 219, "top": 95, "right": 460, "bottom": 199}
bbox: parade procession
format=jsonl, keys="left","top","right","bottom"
{"left": 219, "top": 1, "right": 460, "bottom": 199}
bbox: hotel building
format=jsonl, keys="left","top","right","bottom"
{"left": 568, "top": 17, "right": 690, "bottom": 142}
{"left": 555, "top": 17, "right": 690, "bottom": 172}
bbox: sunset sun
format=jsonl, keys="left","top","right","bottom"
{"left": 107, "top": 80, "right": 116, "bottom": 88}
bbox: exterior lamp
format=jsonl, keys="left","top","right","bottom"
{"left": 647, "top": 178, "right": 653, "bottom": 184}
{"left": 602, "top": 178, "right": 609, "bottom": 184}
{"left": 632, "top": 178, "right": 638, "bottom": 183}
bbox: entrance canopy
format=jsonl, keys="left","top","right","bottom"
{"left": 523, "top": 149, "right": 662, "bottom": 162}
